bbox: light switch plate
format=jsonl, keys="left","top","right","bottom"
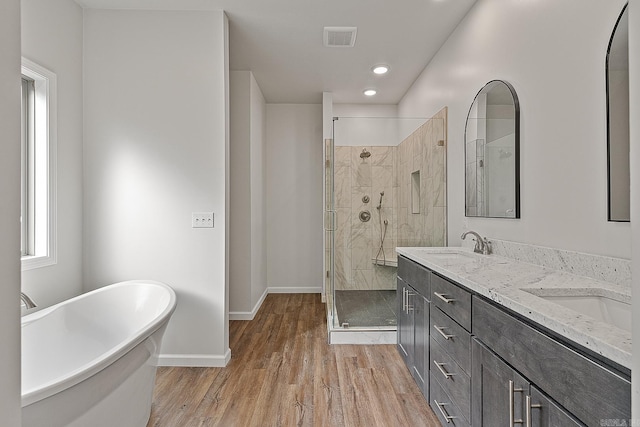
{"left": 192, "top": 212, "right": 214, "bottom": 228}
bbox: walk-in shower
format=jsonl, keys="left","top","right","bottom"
{"left": 324, "top": 110, "right": 448, "bottom": 341}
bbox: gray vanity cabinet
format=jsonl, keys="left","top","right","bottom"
{"left": 473, "top": 296, "right": 629, "bottom": 427}
{"left": 471, "top": 338, "right": 583, "bottom": 427}
{"left": 397, "top": 257, "right": 431, "bottom": 398}
{"left": 529, "top": 386, "right": 583, "bottom": 427}
{"left": 397, "top": 276, "right": 413, "bottom": 364}
{"left": 397, "top": 255, "right": 630, "bottom": 427}
{"left": 471, "top": 338, "right": 531, "bottom": 426}
{"left": 429, "top": 273, "right": 473, "bottom": 426}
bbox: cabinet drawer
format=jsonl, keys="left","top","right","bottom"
{"left": 473, "top": 296, "right": 630, "bottom": 426}
{"left": 431, "top": 338, "right": 470, "bottom": 421}
{"left": 431, "top": 307, "right": 471, "bottom": 375}
{"left": 431, "top": 273, "right": 471, "bottom": 331}
{"left": 397, "top": 256, "right": 430, "bottom": 297}
{"left": 430, "top": 372, "right": 470, "bottom": 427}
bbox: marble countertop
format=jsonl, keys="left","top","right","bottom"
{"left": 396, "top": 246, "right": 632, "bottom": 370}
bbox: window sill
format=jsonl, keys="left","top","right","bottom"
{"left": 21, "top": 254, "right": 56, "bottom": 271}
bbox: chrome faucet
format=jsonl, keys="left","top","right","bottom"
{"left": 461, "top": 231, "right": 491, "bottom": 255}
{"left": 21, "top": 292, "right": 37, "bottom": 309}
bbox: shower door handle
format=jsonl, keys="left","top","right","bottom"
{"left": 324, "top": 210, "right": 337, "bottom": 231}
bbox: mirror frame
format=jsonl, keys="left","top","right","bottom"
{"left": 605, "top": 3, "right": 629, "bottom": 222}
{"left": 464, "top": 79, "right": 521, "bottom": 219}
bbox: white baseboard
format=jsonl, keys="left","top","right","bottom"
{"left": 158, "top": 348, "right": 231, "bottom": 367}
{"left": 229, "top": 287, "right": 269, "bottom": 320}
{"left": 268, "top": 286, "right": 322, "bottom": 294}
{"left": 229, "top": 286, "right": 322, "bottom": 321}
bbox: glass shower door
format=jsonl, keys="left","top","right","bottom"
{"left": 324, "top": 137, "right": 337, "bottom": 329}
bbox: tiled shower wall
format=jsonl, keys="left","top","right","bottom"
{"left": 334, "top": 146, "right": 398, "bottom": 291}
{"left": 396, "top": 108, "right": 447, "bottom": 248}
{"left": 333, "top": 107, "right": 447, "bottom": 291}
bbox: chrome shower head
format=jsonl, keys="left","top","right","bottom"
{"left": 360, "top": 148, "right": 371, "bottom": 159}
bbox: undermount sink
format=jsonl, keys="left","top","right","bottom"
{"left": 414, "top": 250, "right": 478, "bottom": 262}
{"left": 525, "top": 290, "right": 631, "bottom": 333}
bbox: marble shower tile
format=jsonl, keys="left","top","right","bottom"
{"left": 370, "top": 146, "right": 394, "bottom": 166}
{"left": 352, "top": 245, "right": 373, "bottom": 271}
{"left": 393, "top": 147, "right": 400, "bottom": 188}
{"left": 334, "top": 246, "right": 351, "bottom": 290}
{"left": 349, "top": 225, "right": 371, "bottom": 249}
{"left": 371, "top": 244, "right": 397, "bottom": 265}
{"left": 334, "top": 146, "right": 351, "bottom": 167}
{"left": 466, "top": 140, "right": 477, "bottom": 164}
{"left": 351, "top": 161, "right": 371, "bottom": 188}
{"left": 398, "top": 164, "right": 410, "bottom": 208}
{"left": 372, "top": 165, "right": 394, "bottom": 202}
{"left": 466, "top": 163, "right": 477, "bottom": 208}
{"left": 352, "top": 269, "right": 373, "bottom": 290}
{"left": 372, "top": 266, "right": 397, "bottom": 290}
{"left": 351, "top": 186, "right": 374, "bottom": 221}
{"left": 335, "top": 208, "right": 352, "bottom": 249}
{"left": 432, "top": 207, "right": 446, "bottom": 246}
{"left": 334, "top": 166, "right": 351, "bottom": 208}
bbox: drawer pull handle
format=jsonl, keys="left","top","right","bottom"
{"left": 433, "top": 400, "right": 456, "bottom": 423}
{"left": 434, "top": 325, "right": 455, "bottom": 340}
{"left": 434, "top": 292, "right": 455, "bottom": 304}
{"left": 525, "top": 395, "right": 542, "bottom": 427}
{"left": 509, "top": 380, "right": 525, "bottom": 427}
{"left": 433, "top": 360, "right": 456, "bottom": 379}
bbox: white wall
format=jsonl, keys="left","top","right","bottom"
{"left": 266, "top": 104, "right": 323, "bottom": 291}
{"left": 249, "top": 74, "right": 267, "bottom": 308}
{"left": 230, "top": 71, "right": 251, "bottom": 313}
{"left": 628, "top": 0, "right": 640, "bottom": 416}
{"left": 21, "top": 0, "right": 84, "bottom": 307}
{"left": 333, "top": 104, "right": 433, "bottom": 147}
{"left": 229, "top": 70, "right": 267, "bottom": 316}
{"left": 83, "top": 9, "right": 230, "bottom": 366}
{"left": 334, "top": 104, "right": 398, "bottom": 118}
{"left": 0, "top": 0, "right": 23, "bottom": 423}
{"left": 334, "top": 105, "right": 399, "bottom": 147}
{"left": 399, "top": 0, "right": 630, "bottom": 259}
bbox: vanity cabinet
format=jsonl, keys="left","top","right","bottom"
{"left": 429, "top": 273, "right": 472, "bottom": 426}
{"left": 472, "top": 296, "right": 630, "bottom": 427}
{"left": 397, "top": 257, "right": 431, "bottom": 398}
{"left": 396, "top": 254, "right": 631, "bottom": 427}
{"left": 529, "top": 386, "right": 583, "bottom": 427}
{"left": 471, "top": 338, "right": 582, "bottom": 427}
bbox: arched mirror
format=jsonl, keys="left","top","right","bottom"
{"left": 465, "top": 80, "right": 520, "bottom": 218}
{"left": 606, "top": 4, "right": 629, "bottom": 222}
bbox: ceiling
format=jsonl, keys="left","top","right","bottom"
{"left": 76, "top": 0, "right": 477, "bottom": 104}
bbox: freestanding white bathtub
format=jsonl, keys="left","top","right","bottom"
{"left": 21, "top": 280, "right": 177, "bottom": 427}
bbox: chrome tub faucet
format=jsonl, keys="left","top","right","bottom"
{"left": 21, "top": 292, "right": 37, "bottom": 309}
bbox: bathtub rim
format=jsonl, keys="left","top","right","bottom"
{"left": 21, "top": 279, "right": 177, "bottom": 407}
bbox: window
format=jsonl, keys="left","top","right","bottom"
{"left": 21, "top": 58, "right": 56, "bottom": 270}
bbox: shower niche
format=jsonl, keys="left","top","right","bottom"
{"left": 325, "top": 108, "right": 447, "bottom": 336}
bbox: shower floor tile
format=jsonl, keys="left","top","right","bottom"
{"left": 335, "top": 290, "right": 397, "bottom": 328}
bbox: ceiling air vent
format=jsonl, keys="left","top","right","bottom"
{"left": 323, "top": 27, "right": 357, "bottom": 48}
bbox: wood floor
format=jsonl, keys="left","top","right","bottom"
{"left": 146, "top": 293, "right": 439, "bottom": 426}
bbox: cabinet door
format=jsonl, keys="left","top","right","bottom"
{"left": 397, "top": 277, "right": 413, "bottom": 364}
{"left": 471, "top": 338, "right": 530, "bottom": 427}
{"left": 529, "top": 386, "right": 584, "bottom": 427}
{"left": 411, "top": 292, "right": 429, "bottom": 398}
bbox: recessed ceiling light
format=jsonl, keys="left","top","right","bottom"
{"left": 372, "top": 65, "right": 389, "bottom": 75}
{"left": 364, "top": 89, "right": 377, "bottom": 96}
